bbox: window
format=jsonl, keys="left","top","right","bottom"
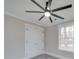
{"left": 59, "top": 22, "right": 74, "bottom": 52}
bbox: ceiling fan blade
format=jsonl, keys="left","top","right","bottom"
{"left": 26, "top": 11, "right": 44, "bottom": 13}
{"left": 45, "top": 2, "right": 48, "bottom": 11}
{"left": 39, "top": 15, "right": 45, "bottom": 21}
{"left": 49, "top": 17, "right": 53, "bottom": 23}
{"left": 31, "top": 0, "right": 45, "bottom": 11}
{"left": 52, "top": 4, "right": 72, "bottom": 12}
{"left": 51, "top": 13, "right": 64, "bottom": 19}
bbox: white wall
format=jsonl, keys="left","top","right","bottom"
{"left": 4, "top": 14, "right": 74, "bottom": 59}
{"left": 4, "top": 15, "right": 25, "bottom": 59}
{"left": 45, "top": 21, "right": 74, "bottom": 59}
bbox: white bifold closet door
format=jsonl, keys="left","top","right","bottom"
{"left": 25, "top": 24, "right": 44, "bottom": 58}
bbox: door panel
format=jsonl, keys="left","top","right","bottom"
{"left": 25, "top": 24, "right": 44, "bottom": 58}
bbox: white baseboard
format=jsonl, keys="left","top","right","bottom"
{"left": 21, "top": 51, "right": 71, "bottom": 59}
{"left": 45, "top": 52, "right": 71, "bottom": 59}
{"left": 21, "top": 51, "right": 45, "bottom": 59}
{"left": 29, "top": 51, "right": 45, "bottom": 58}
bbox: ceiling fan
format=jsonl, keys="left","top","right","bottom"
{"left": 25, "top": 0, "right": 72, "bottom": 23}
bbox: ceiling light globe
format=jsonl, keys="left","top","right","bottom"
{"left": 44, "top": 12, "right": 50, "bottom": 17}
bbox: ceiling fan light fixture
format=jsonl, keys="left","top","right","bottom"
{"left": 44, "top": 12, "right": 50, "bottom": 17}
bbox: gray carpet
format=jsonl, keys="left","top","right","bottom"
{"left": 31, "top": 54, "right": 59, "bottom": 59}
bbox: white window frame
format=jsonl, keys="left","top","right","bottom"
{"left": 58, "top": 22, "right": 74, "bottom": 52}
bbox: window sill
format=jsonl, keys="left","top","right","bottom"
{"left": 59, "top": 48, "right": 74, "bottom": 53}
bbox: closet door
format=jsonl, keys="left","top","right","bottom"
{"left": 25, "top": 24, "right": 44, "bottom": 58}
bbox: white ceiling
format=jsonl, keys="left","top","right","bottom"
{"left": 5, "top": 0, "right": 74, "bottom": 27}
